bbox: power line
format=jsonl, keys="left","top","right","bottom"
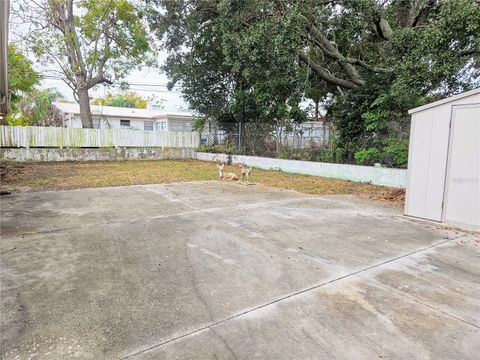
{"left": 127, "top": 82, "right": 172, "bottom": 87}
{"left": 129, "top": 87, "right": 183, "bottom": 94}
{"left": 42, "top": 76, "right": 183, "bottom": 93}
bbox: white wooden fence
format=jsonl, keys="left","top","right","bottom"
{"left": 0, "top": 126, "right": 200, "bottom": 148}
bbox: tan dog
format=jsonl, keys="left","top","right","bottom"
{"left": 239, "top": 164, "right": 252, "bottom": 182}
{"left": 216, "top": 162, "right": 225, "bottom": 180}
{"left": 216, "top": 162, "right": 239, "bottom": 181}
{"left": 222, "top": 172, "right": 239, "bottom": 181}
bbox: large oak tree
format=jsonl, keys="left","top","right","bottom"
{"left": 148, "top": 0, "right": 479, "bottom": 123}
{"left": 15, "top": 0, "right": 155, "bottom": 127}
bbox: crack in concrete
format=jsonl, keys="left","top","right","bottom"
{"left": 183, "top": 241, "right": 214, "bottom": 322}
{"left": 211, "top": 328, "right": 238, "bottom": 360}
{"left": 1, "top": 196, "right": 323, "bottom": 239}
{"left": 377, "top": 282, "right": 480, "bottom": 330}
{"left": 120, "top": 238, "right": 466, "bottom": 359}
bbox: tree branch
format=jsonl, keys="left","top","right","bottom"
{"left": 88, "top": 76, "right": 113, "bottom": 88}
{"left": 343, "top": 58, "right": 392, "bottom": 73}
{"left": 298, "top": 52, "right": 362, "bottom": 90}
{"left": 305, "top": 21, "right": 365, "bottom": 86}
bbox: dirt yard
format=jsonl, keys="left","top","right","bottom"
{"left": 0, "top": 160, "right": 405, "bottom": 202}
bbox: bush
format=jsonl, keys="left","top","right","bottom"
{"left": 198, "top": 144, "right": 238, "bottom": 154}
{"left": 354, "top": 148, "right": 382, "bottom": 166}
{"left": 383, "top": 140, "right": 409, "bottom": 168}
{"left": 352, "top": 140, "right": 408, "bottom": 168}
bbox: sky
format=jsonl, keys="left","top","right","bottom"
{"left": 10, "top": 1, "right": 317, "bottom": 117}
{"left": 8, "top": 1, "right": 189, "bottom": 113}
{"left": 41, "top": 54, "right": 190, "bottom": 113}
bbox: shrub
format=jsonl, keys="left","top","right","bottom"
{"left": 384, "top": 140, "right": 409, "bottom": 168}
{"left": 198, "top": 144, "right": 238, "bottom": 154}
{"left": 354, "top": 148, "right": 382, "bottom": 166}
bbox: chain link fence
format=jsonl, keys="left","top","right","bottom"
{"left": 199, "top": 118, "right": 409, "bottom": 168}
{"left": 351, "top": 118, "right": 411, "bottom": 168}
{"left": 201, "top": 121, "right": 331, "bottom": 156}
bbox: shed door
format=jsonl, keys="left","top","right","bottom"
{"left": 443, "top": 104, "right": 480, "bottom": 229}
{"left": 405, "top": 108, "right": 451, "bottom": 221}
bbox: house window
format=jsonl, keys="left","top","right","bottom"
{"left": 156, "top": 121, "right": 167, "bottom": 131}
{"left": 144, "top": 120, "right": 154, "bottom": 131}
{"left": 185, "top": 123, "right": 193, "bottom": 132}
{"left": 171, "top": 123, "right": 184, "bottom": 131}
{"left": 120, "top": 119, "right": 130, "bottom": 128}
{"left": 93, "top": 119, "right": 101, "bottom": 129}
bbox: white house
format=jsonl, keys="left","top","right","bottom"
{"left": 53, "top": 102, "right": 198, "bottom": 132}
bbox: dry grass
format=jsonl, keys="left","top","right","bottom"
{"left": 0, "top": 160, "right": 404, "bottom": 203}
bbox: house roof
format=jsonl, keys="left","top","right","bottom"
{"left": 408, "top": 88, "right": 480, "bottom": 115}
{"left": 53, "top": 102, "right": 197, "bottom": 120}
{"left": 153, "top": 112, "right": 200, "bottom": 120}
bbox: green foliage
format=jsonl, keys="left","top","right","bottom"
{"left": 7, "top": 88, "right": 63, "bottom": 126}
{"left": 78, "top": 0, "right": 153, "bottom": 75}
{"left": 330, "top": 75, "right": 423, "bottom": 166}
{"left": 92, "top": 91, "right": 147, "bottom": 109}
{"left": 383, "top": 140, "right": 409, "bottom": 168}
{"left": 353, "top": 140, "right": 408, "bottom": 168}
{"left": 149, "top": 0, "right": 479, "bottom": 167}
{"left": 26, "top": 0, "right": 154, "bottom": 84}
{"left": 5, "top": 114, "right": 25, "bottom": 126}
{"left": 7, "top": 44, "right": 42, "bottom": 105}
{"left": 149, "top": 0, "right": 309, "bottom": 127}
{"left": 387, "top": 0, "right": 480, "bottom": 94}
{"left": 354, "top": 148, "right": 382, "bottom": 166}
{"left": 192, "top": 117, "right": 207, "bottom": 132}
{"left": 18, "top": 0, "right": 155, "bottom": 127}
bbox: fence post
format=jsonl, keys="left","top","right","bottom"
{"left": 24, "top": 127, "right": 29, "bottom": 149}
{"left": 238, "top": 121, "right": 242, "bottom": 152}
{"left": 323, "top": 122, "right": 327, "bottom": 146}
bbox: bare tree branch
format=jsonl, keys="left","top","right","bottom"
{"left": 298, "top": 52, "right": 362, "bottom": 90}
{"left": 304, "top": 18, "right": 366, "bottom": 86}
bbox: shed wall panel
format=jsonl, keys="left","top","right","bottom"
{"left": 405, "top": 90, "right": 480, "bottom": 224}
{"left": 405, "top": 111, "right": 435, "bottom": 219}
{"left": 423, "top": 103, "right": 452, "bottom": 220}
{"left": 405, "top": 105, "right": 450, "bottom": 221}
{"left": 443, "top": 105, "right": 480, "bottom": 229}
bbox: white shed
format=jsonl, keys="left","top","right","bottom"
{"left": 405, "top": 88, "right": 480, "bottom": 230}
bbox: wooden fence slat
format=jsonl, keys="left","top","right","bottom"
{"left": 0, "top": 126, "right": 199, "bottom": 149}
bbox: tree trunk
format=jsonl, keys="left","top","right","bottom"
{"left": 77, "top": 88, "right": 93, "bottom": 128}
{"left": 315, "top": 100, "right": 319, "bottom": 120}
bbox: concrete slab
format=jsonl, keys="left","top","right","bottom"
{"left": 0, "top": 182, "right": 301, "bottom": 236}
{"left": 1, "top": 182, "right": 478, "bottom": 359}
{"left": 139, "top": 277, "right": 479, "bottom": 360}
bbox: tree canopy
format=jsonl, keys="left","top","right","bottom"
{"left": 7, "top": 88, "right": 63, "bottom": 126}
{"left": 148, "top": 0, "right": 479, "bottom": 164}
{"left": 92, "top": 91, "right": 148, "bottom": 109}
{"left": 7, "top": 44, "right": 42, "bottom": 105}
{"left": 15, "top": 0, "right": 155, "bottom": 127}
{"left": 150, "top": 0, "right": 479, "bottom": 112}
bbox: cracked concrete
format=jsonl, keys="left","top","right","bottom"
{"left": 1, "top": 181, "right": 479, "bottom": 359}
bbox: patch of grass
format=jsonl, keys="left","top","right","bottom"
{"left": 31, "top": 178, "right": 51, "bottom": 185}
{"left": 0, "top": 160, "right": 404, "bottom": 203}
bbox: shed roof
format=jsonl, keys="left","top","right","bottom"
{"left": 408, "top": 88, "right": 480, "bottom": 115}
